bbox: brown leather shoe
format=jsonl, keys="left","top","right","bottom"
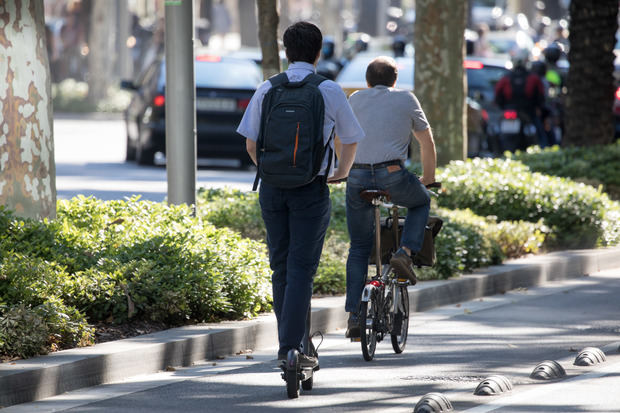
{"left": 345, "top": 312, "right": 360, "bottom": 338}
{"left": 390, "top": 248, "right": 417, "bottom": 284}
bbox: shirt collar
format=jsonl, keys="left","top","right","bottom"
{"left": 287, "top": 61, "right": 316, "bottom": 73}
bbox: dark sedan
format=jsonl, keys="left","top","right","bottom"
{"left": 121, "top": 54, "right": 262, "bottom": 166}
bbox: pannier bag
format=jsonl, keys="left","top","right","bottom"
{"left": 369, "top": 215, "right": 443, "bottom": 267}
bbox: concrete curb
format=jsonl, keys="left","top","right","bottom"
{"left": 1, "top": 247, "right": 619, "bottom": 408}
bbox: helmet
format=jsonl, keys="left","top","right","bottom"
{"left": 543, "top": 43, "right": 562, "bottom": 64}
{"left": 511, "top": 49, "right": 529, "bottom": 69}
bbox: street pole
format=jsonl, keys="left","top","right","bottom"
{"left": 164, "top": 0, "right": 196, "bottom": 208}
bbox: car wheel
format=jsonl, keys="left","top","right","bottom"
{"left": 136, "top": 141, "right": 155, "bottom": 165}
{"left": 125, "top": 134, "right": 137, "bottom": 161}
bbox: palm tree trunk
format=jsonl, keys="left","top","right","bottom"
{"left": 563, "top": 0, "right": 617, "bottom": 146}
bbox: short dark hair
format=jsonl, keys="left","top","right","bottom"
{"left": 283, "top": 21, "right": 322, "bottom": 64}
{"left": 366, "top": 56, "right": 398, "bottom": 87}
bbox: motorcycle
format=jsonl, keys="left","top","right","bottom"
{"left": 498, "top": 108, "right": 539, "bottom": 152}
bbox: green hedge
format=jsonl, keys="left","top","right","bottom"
{"left": 437, "top": 157, "right": 620, "bottom": 249}
{"left": 52, "top": 79, "right": 131, "bottom": 113}
{"left": 198, "top": 185, "right": 546, "bottom": 283}
{"left": 509, "top": 143, "right": 620, "bottom": 200}
{"left": 0, "top": 197, "right": 272, "bottom": 358}
{"left": 6, "top": 154, "right": 617, "bottom": 360}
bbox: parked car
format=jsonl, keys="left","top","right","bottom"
{"left": 465, "top": 56, "right": 511, "bottom": 155}
{"left": 336, "top": 53, "right": 415, "bottom": 97}
{"left": 335, "top": 53, "right": 493, "bottom": 157}
{"left": 121, "top": 54, "right": 262, "bottom": 166}
{"left": 485, "top": 29, "right": 534, "bottom": 60}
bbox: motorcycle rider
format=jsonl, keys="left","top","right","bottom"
{"left": 494, "top": 51, "right": 546, "bottom": 150}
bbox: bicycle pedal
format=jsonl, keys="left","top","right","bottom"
{"left": 350, "top": 337, "right": 361, "bottom": 342}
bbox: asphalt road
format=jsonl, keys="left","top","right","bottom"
{"left": 5, "top": 268, "right": 620, "bottom": 413}
{"left": 54, "top": 115, "right": 255, "bottom": 201}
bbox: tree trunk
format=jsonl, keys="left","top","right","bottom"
{"left": 238, "top": 0, "right": 258, "bottom": 47}
{"left": 88, "top": 0, "right": 115, "bottom": 105}
{"left": 414, "top": 0, "right": 467, "bottom": 166}
{"left": 0, "top": 0, "right": 56, "bottom": 219}
{"left": 256, "top": 0, "right": 280, "bottom": 79}
{"left": 563, "top": 0, "right": 617, "bottom": 147}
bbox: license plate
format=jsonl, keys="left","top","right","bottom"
{"left": 196, "top": 98, "right": 236, "bottom": 112}
{"left": 500, "top": 119, "right": 521, "bottom": 134}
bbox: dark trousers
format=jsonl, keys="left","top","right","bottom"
{"left": 259, "top": 179, "right": 331, "bottom": 354}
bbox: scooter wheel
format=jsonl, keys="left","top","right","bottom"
{"left": 286, "top": 350, "right": 300, "bottom": 399}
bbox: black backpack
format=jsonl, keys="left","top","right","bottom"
{"left": 508, "top": 68, "right": 529, "bottom": 110}
{"left": 252, "top": 72, "right": 333, "bottom": 190}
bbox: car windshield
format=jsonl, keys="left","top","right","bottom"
{"left": 336, "top": 56, "right": 414, "bottom": 89}
{"left": 467, "top": 65, "right": 508, "bottom": 89}
{"left": 159, "top": 58, "right": 262, "bottom": 89}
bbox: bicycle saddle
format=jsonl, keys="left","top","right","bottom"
{"left": 359, "top": 189, "right": 391, "bottom": 203}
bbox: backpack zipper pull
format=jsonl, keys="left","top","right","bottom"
{"left": 293, "top": 122, "right": 300, "bottom": 166}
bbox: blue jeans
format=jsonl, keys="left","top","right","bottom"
{"left": 259, "top": 179, "right": 331, "bottom": 355}
{"left": 345, "top": 165, "right": 430, "bottom": 313}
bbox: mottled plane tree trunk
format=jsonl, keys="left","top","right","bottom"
{"left": 563, "top": 0, "right": 617, "bottom": 146}
{"left": 0, "top": 0, "right": 56, "bottom": 219}
{"left": 414, "top": 0, "right": 467, "bottom": 166}
{"left": 256, "top": 0, "right": 280, "bottom": 80}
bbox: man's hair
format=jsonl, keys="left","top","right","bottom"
{"left": 283, "top": 21, "right": 323, "bottom": 64}
{"left": 366, "top": 56, "right": 398, "bottom": 87}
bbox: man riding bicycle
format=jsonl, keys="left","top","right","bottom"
{"left": 344, "top": 56, "right": 437, "bottom": 338}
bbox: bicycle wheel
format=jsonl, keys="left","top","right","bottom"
{"left": 360, "top": 294, "right": 378, "bottom": 361}
{"left": 391, "top": 285, "right": 409, "bottom": 353}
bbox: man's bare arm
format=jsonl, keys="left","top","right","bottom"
{"left": 246, "top": 139, "right": 257, "bottom": 165}
{"left": 413, "top": 127, "right": 436, "bottom": 186}
{"left": 328, "top": 142, "right": 357, "bottom": 182}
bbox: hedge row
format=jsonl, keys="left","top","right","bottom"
{"left": 509, "top": 143, "right": 620, "bottom": 199}
{"left": 436, "top": 157, "right": 620, "bottom": 249}
{"left": 0, "top": 197, "right": 272, "bottom": 358}
{"left": 3, "top": 155, "right": 619, "bottom": 359}
{"left": 198, "top": 185, "right": 546, "bottom": 283}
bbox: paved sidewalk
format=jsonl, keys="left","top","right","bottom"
{"left": 1, "top": 247, "right": 619, "bottom": 409}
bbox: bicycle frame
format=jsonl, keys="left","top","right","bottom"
{"left": 360, "top": 197, "right": 406, "bottom": 329}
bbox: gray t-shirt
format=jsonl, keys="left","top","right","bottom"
{"left": 348, "top": 85, "right": 430, "bottom": 164}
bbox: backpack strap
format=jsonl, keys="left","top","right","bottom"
{"left": 305, "top": 73, "right": 328, "bottom": 87}
{"left": 268, "top": 72, "right": 289, "bottom": 87}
